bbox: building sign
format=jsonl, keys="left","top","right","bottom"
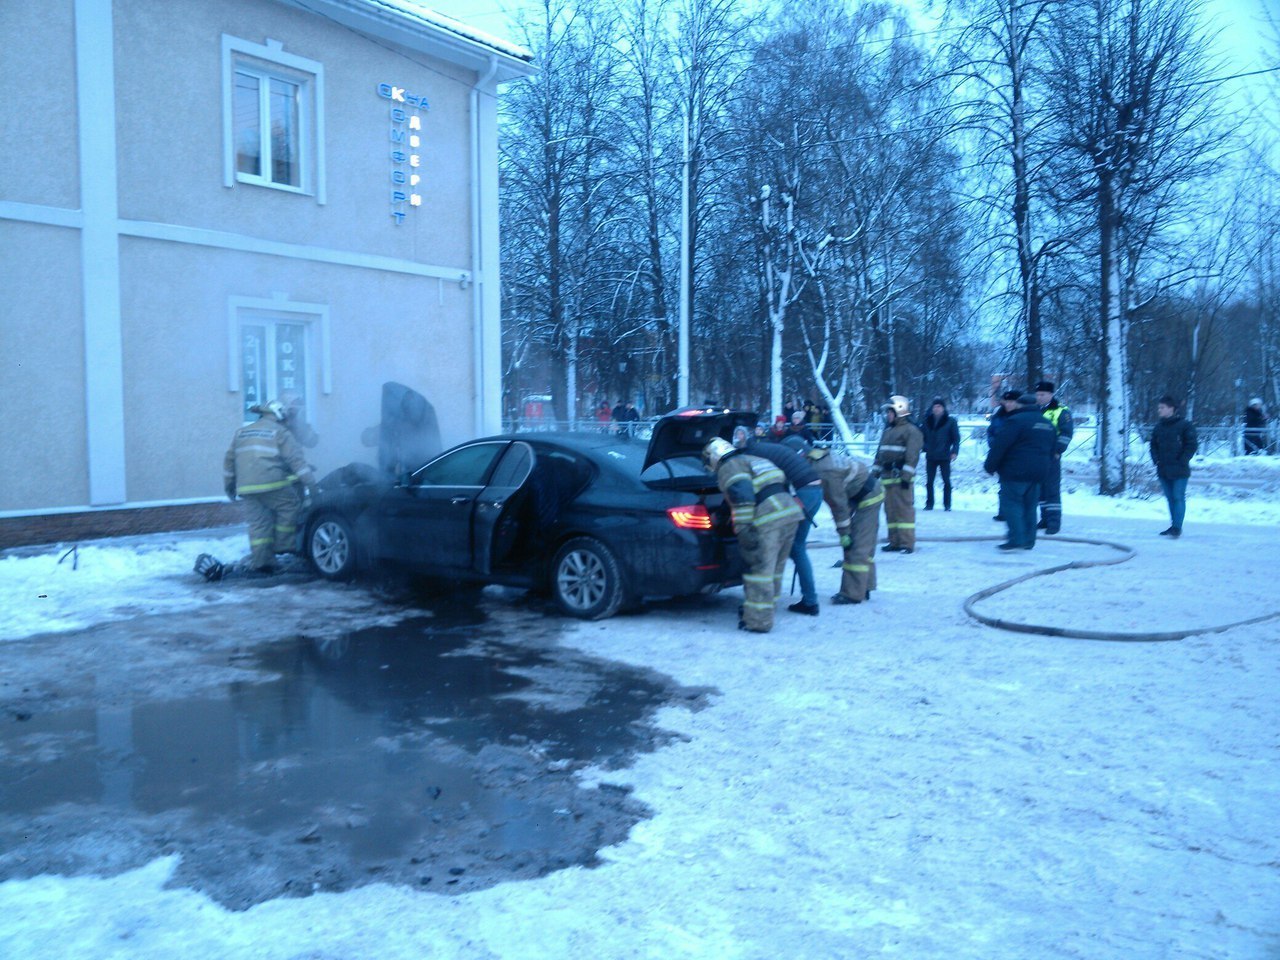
{"left": 378, "top": 83, "right": 430, "bottom": 224}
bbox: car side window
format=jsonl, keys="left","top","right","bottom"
{"left": 488, "top": 441, "right": 535, "bottom": 488}
{"left": 411, "top": 442, "right": 505, "bottom": 486}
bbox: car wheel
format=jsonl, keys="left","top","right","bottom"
{"left": 550, "top": 537, "right": 625, "bottom": 620}
{"left": 308, "top": 515, "right": 357, "bottom": 580}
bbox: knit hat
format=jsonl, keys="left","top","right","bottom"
{"left": 1034, "top": 381, "right": 1055, "bottom": 393}
{"left": 771, "top": 415, "right": 788, "bottom": 436}
{"left": 931, "top": 397, "right": 945, "bottom": 407}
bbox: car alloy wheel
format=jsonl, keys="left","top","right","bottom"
{"left": 309, "top": 516, "right": 355, "bottom": 579}
{"left": 551, "top": 537, "right": 625, "bottom": 620}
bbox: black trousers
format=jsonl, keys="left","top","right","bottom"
{"left": 925, "top": 457, "right": 952, "bottom": 510}
{"left": 1039, "top": 455, "right": 1061, "bottom": 532}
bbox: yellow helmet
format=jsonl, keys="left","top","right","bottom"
{"left": 260, "top": 399, "right": 287, "bottom": 421}
{"left": 702, "top": 437, "right": 735, "bottom": 471}
{"left": 884, "top": 395, "right": 910, "bottom": 417}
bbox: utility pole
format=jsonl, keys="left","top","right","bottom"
{"left": 677, "top": 110, "right": 692, "bottom": 407}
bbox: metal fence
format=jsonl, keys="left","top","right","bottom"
{"left": 500, "top": 417, "right": 1278, "bottom": 461}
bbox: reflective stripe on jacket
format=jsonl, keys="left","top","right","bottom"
{"left": 224, "top": 414, "right": 315, "bottom": 496}
{"left": 874, "top": 418, "right": 923, "bottom": 477}
{"left": 715, "top": 451, "right": 803, "bottom": 531}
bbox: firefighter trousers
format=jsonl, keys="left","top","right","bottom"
{"left": 882, "top": 477, "right": 916, "bottom": 551}
{"left": 741, "top": 517, "right": 800, "bottom": 632}
{"left": 243, "top": 486, "right": 302, "bottom": 570}
{"left": 840, "top": 483, "right": 883, "bottom": 601}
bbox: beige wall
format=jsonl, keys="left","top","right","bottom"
{"left": 113, "top": 0, "right": 474, "bottom": 267}
{"left": 0, "top": 222, "right": 89, "bottom": 509}
{"left": 0, "top": 0, "right": 80, "bottom": 209}
{"left": 118, "top": 236, "right": 474, "bottom": 503}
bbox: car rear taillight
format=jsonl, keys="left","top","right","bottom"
{"left": 667, "top": 504, "right": 713, "bottom": 530}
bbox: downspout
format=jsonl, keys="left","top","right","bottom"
{"left": 471, "top": 55, "right": 499, "bottom": 434}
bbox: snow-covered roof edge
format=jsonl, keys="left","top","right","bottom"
{"left": 281, "top": 0, "right": 535, "bottom": 83}
{"left": 361, "top": 0, "right": 533, "bottom": 63}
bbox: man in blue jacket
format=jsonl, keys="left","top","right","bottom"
{"left": 984, "top": 394, "right": 1056, "bottom": 550}
{"left": 1035, "top": 381, "right": 1073, "bottom": 534}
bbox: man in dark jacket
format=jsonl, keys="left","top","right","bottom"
{"left": 921, "top": 397, "right": 961, "bottom": 511}
{"left": 1034, "top": 381, "right": 1073, "bottom": 534}
{"left": 1150, "top": 395, "right": 1198, "bottom": 538}
{"left": 984, "top": 394, "right": 1056, "bottom": 550}
{"left": 1244, "top": 398, "right": 1267, "bottom": 455}
{"left": 986, "top": 390, "right": 1021, "bottom": 521}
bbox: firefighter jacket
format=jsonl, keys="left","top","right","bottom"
{"left": 1040, "top": 400, "right": 1074, "bottom": 456}
{"left": 749, "top": 440, "right": 821, "bottom": 490}
{"left": 874, "top": 417, "right": 923, "bottom": 481}
{"left": 224, "top": 413, "right": 315, "bottom": 498}
{"left": 809, "top": 449, "right": 873, "bottom": 536}
{"left": 713, "top": 450, "right": 803, "bottom": 533}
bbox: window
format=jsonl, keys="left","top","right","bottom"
{"left": 228, "top": 297, "right": 331, "bottom": 421}
{"left": 412, "top": 443, "right": 507, "bottom": 487}
{"left": 222, "top": 36, "right": 325, "bottom": 201}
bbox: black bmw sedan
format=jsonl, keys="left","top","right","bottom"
{"left": 300, "top": 409, "right": 756, "bottom": 619}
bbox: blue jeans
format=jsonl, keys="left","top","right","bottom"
{"left": 1159, "top": 476, "right": 1187, "bottom": 530}
{"left": 999, "top": 479, "right": 1040, "bottom": 548}
{"left": 792, "top": 485, "right": 823, "bottom": 605}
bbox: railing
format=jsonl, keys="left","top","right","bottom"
{"left": 500, "top": 418, "right": 1277, "bottom": 460}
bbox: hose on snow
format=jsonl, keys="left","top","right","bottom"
{"left": 811, "top": 535, "right": 1280, "bottom": 643}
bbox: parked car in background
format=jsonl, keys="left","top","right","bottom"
{"left": 301, "top": 407, "right": 756, "bottom": 619}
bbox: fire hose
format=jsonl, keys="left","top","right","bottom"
{"left": 811, "top": 535, "right": 1280, "bottom": 642}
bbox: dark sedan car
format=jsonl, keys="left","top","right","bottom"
{"left": 300, "top": 410, "right": 755, "bottom": 619}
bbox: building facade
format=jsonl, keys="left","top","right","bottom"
{"left": 0, "top": 0, "right": 532, "bottom": 541}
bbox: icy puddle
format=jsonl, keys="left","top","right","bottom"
{"left": 0, "top": 612, "right": 710, "bottom": 909}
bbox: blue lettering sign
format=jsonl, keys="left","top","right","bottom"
{"left": 377, "top": 82, "right": 393, "bottom": 99}
{"left": 390, "top": 129, "right": 405, "bottom": 143}
{"left": 391, "top": 150, "right": 407, "bottom": 163}
{"left": 391, "top": 108, "right": 407, "bottom": 123}
{"left": 392, "top": 210, "right": 406, "bottom": 223}
{"left": 392, "top": 191, "right": 407, "bottom": 203}
{"left": 391, "top": 170, "right": 407, "bottom": 184}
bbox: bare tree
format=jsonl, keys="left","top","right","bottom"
{"left": 1044, "top": 0, "right": 1222, "bottom": 493}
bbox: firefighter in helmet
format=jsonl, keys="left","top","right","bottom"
{"left": 873, "top": 395, "right": 923, "bottom": 553}
{"left": 703, "top": 437, "right": 803, "bottom": 632}
{"left": 808, "top": 446, "right": 883, "bottom": 603}
{"left": 219, "top": 400, "right": 316, "bottom": 574}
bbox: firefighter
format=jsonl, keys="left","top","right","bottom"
{"left": 703, "top": 437, "right": 803, "bottom": 632}
{"left": 220, "top": 400, "right": 316, "bottom": 574}
{"left": 808, "top": 446, "right": 883, "bottom": 604}
{"left": 1034, "top": 381, "right": 1073, "bottom": 534}
{"left": 736, "top": 426, "right": 823, "bottom": 615}
{"left": 873, "top": 395, "right": 923, "bottom": 553}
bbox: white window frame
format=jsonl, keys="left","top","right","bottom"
{"left": 228, "top": 296, "right": 332, "bottom": 422}
{"left": 221, "top": 35, "right": 326, "bottom": 204}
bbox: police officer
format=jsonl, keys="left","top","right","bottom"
{"left": 221, "top": 400, "right": 316, "bottom": 574}
{"left": 873, "top": 396, "right": 923, "bottom": 553}
{"left": 735, "top": 426, "right": 823, "bottom": 615}
{"left": 807, "top": 446, "right": 883, "bottom": 604}
{"left": 1034, "top": 381, "right": 1073, "bottom": 534}
{"left": 703, "top": 437, "right": 803, "bottom": 632}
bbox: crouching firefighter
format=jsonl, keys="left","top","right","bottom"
{"left": 201, "top": 400, "right": 316, "bottom": 580}
{"left": 873, "top": 395, "right": 922, "bottom": 553}
{"left": 808, "top": 447, "right": 883, "bottom": 604}
{"left": 703, "top": 437, "right": 803, "bottom": 633}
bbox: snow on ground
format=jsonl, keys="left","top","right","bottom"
{"left": 1, "top": 478, "right": 1278, "bottom": 959}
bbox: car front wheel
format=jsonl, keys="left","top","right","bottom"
{"left": 550, "top": 537, "right": 625, "bottom": 620}
{"left": 308, "top": 515, "right": 357, "bottom": 580}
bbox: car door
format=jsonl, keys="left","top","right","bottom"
{"left": 377, "top": 441, "right": 509, "bottom": 572}
{"left": 473, "top": 441, "right": 536, "bottom": 576}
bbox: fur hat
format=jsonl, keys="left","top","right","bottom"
{"left": 1034, "top": 381, "right": 1055, "bottom": 394}
{"left": 1017, "top": 393, "right": 1038, "bottom": 407}
{"left": 1000, "top": 390, "right": 1021, "bottom": 402}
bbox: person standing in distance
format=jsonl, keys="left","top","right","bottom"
{"left": 921, "top": 397, "right": 961, "bottom": 511}
{"left": 1034, "top": 381, "right": 1073, "bottom": 534}
{"left": 703, "top": 437, "right": 803, "bottom": 632}
{"left": 1150, "top": 395, "right": 1198, "bottom": 538}
{"left": 873, "top": 396, "right": 923, "bottom": 553}
{"left": 984, "top": 393, "right": 1055, "bottom": 551}
{"left": 1243, "top": 398, "right": 1268, "bottom": 455}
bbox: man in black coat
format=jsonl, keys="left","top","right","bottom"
{"left": 1244, "top": 398, "right": 1267, "bottom": 455}
{"left": 983, "top": 394, "right": 1056, "bottom": 550}
{"left": 921, "top": 397, "right": 961, "bottom": 511}
{"left": 1150, "top": 395, "right": 1198, "bottom": 538}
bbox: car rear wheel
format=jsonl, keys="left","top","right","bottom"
{"left": 308, "top": 515, "right": 357, "bottom": 580}
{"left": 551, "top": 537, "right": 625, "bottom": 620}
